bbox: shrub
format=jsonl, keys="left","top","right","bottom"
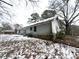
{"left": 56, "top": 31, "right": 65, "bottom": 39}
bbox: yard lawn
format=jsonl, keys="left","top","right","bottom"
{"left": 0, "top": 34, "right": 79, "bottom": 59}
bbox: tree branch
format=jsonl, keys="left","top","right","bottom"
{"left": 0, "top": 0, "right": 13, "bottom": 6}
{"left": 61, "top": 9, "right": 69, "bottom": 23}
{"left": 66, "top": 1, "right": 68, "bottom": 21}
{"left": 68, "top": 2, "right": 78, "bottom": 21}
{"left": 72, "top": 19, "right": 79, "bottom": 23}
{"left": 0, "top": 6, "right": 11, "bottom": 17}
{"left": 69, "top": 13, "right": 79, "bottom": 24}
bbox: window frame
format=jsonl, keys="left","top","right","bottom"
{"left": 34, "top": 26, "right": 37, "bottom": 32}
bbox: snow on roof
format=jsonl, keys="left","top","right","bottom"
{"left": 26, "top": 15, "right": 57, "bottom": 27}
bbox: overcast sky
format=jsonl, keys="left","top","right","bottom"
{"left": 10, "top": 0, "right": 49, "bottom": 26}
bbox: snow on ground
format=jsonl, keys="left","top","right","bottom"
{"left": 0, "top": 34, "right": 38, "bottom": 41}
{"left": 0, "top": 34, "right": 79, "bottom": 59}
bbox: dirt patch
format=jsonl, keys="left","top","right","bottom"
{"left": 33, "top": 35, "right": 79, "bottom": 48}
{"left": 51, "top": 35, "right": 79, "bottom": 48}
{"left": 76, "top": 56, "right": 79, "bottom": 59}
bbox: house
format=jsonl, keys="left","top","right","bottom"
{"left": 2, "top": 30, "right": 15, "bottom": 34}
{"left": 20, "top": 15, "right": 60, "bottom": 39}
{"left": 0, "top": 23, "right": 3, "bottom": 33}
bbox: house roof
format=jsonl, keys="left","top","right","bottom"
{"left": 26, "top": 15, "right": 57, "bottom": 27}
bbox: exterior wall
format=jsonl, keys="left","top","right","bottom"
{"left": 25, "top": 21, "right": 52, "bottom": 36}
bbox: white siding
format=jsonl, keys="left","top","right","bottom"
{"left": 26, "top": 21, "right": 52, "bottom": 35}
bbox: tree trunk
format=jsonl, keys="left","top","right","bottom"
{"left": 65, "top": 24, "right": 71, "bottom": 35}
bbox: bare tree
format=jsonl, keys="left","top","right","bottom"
{"left": 2, "top": 22, "right": 12, "bottom": 30}
{"left": 0, "top": 0, "right": 13, "bottom": 23}
{"left": 0, "top": 0, "right": 36, "bottom": 23}
{"left": 14, "top": 24, "right": 22, "bottom": 34}
{"left": 49, "top": 0, "right": 79, "bottom": 35}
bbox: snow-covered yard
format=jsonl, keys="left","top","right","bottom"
{"left": 0, "top": 34, "right": 37, "bottom": 41}
{"left": 0, "top": 34, "right": 79, "bottom": 59}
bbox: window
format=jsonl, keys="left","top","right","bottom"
{"left": 34, "top": 26, "right": 37, "bottom": 32}
{"left": 30, "top": 27, "right": 32, "bottom": 31}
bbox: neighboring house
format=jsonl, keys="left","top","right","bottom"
{"left": 2, "top": 30, "right": 15, "bottom": 34}
{"left": 18, "top": 27, "right": 26, "bottom": 35}
{"left": 0, "top": 23, "right": 3, "bottom": 33}
{"left": 0, "top": 23, "right": 3, "bottom": 30}
{"left": 20, "top": 15, "right": 60, "bottom": 39}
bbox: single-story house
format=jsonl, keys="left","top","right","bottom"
{"left": 20, "top": 15, "right": 61, "bottom": 39}
{"left": 2, "top": 30, "right": 15, "bottom": 34}
{"left": 0, "top": 23, "right": 3, "bottom": 33}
